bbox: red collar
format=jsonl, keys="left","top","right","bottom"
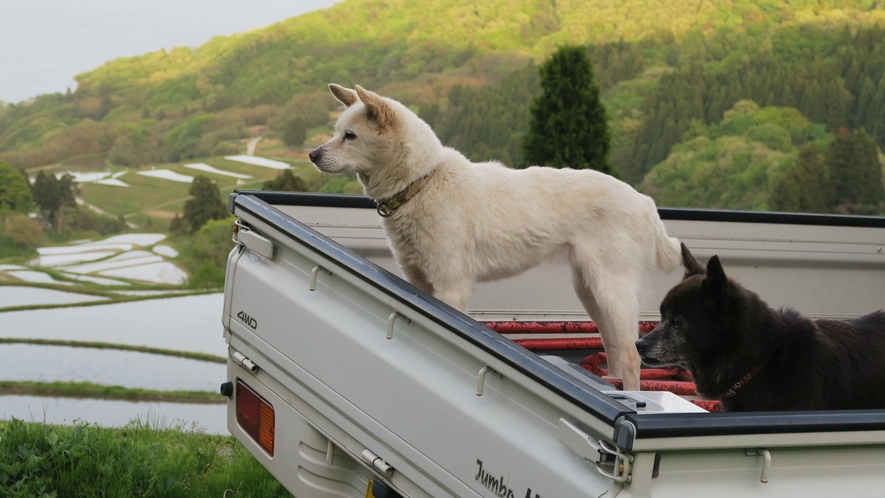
{"left": 722, "top": 364, "right": 764, "bottom": 398}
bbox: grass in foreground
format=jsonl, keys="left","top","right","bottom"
{"left": 0, "top": 418, "right": 293, "bottom": 498}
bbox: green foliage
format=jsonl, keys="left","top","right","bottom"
{"left": 586, "top": 41, "right": 649, "bottom": 91}
{"left": 771, "top": 144, "right": 830, "bottom": 213}
{"left": 182, "top": 216, "right": 236, "bottom": 288}
{"left": 96, "top": 95, "right": 114, "bottom": 121}
{"left": 436, "top": 41, "right": 653, "bottom": 166}
{"left": 282, "top": 117, "right": 307, "bottom": 147}
{"left": 1, "top": 119, "right": 111, "bottom": 171}
{"left": 0, "top": 231, "right": 29, "bottom": 259}
{"left": 624, "top": 25, "right": 885, "bottom": 183}
{"left": 0, "top": 160, "right": 33, "bottom": 211}
{"left": 1, "top": 212, "right": 43, "bottom": 250}
{"left": 108, "top": 124, "right": 157, "bottom": 166}
{"left": 522, "top": 46, "right": 615, "bottom": 175}
{"left": 31, "top": 171, "right": 78, "bottom": 233}
{"left": 641, "top": 101, "right": 802, "bottom": 210}
{"left": 268, "top": 93, "right": 331, "bottom": 133}
{"left": 211, "top": 141, "right": 240, "bottom": 155}
{"left": 746, "top": 124, "right": 793, "bottom": 152}
{"left": 826, "top": 129, "right": 884, "bottom": 212}
{"left": 642, "top": 99, "right": 885, "bottom": 212}
{"left": 753, "top": 106, "right": 814, "bottom": 142}
{"left": 65, "top": 208, "right": 126, "bottom": 236}
{"left": 418, "top": 103, "right": 440, "bottom": 128}
{"left": 174, "top": 175, "right": 228, "bottom": 234}
{"left": 159, "top": 111, "right": 252, "bottom": 161}
{"left": 0, "top": 418, "right": 292, "bottom": 497}
{"left": 318, "top": 175, "right": 362, "bottom": 194}
{"left": 437, "top": 63, "right": 541, "bottom": 166}
{"left": 59, "top": 0, "right": 885, "bottom": 112}
{"left": 263, "top": 169, "right": 307, "bottom": 191}
{"left": 163, "top": 114, "right": 215, "bottom": 162}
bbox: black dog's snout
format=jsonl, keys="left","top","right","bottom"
{"left": 635, "top": 338, "right": 650, "bottom": 355}
{"left": 308, "top": 148, "right": 321, "bottom": 162}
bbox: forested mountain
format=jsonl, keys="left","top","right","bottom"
{"left": 431, "top": 21, "right": 885, "bottom": 213}
{"left": 1, "top": 0, "right": 884, "bottom": 213}
{"left": 626, "top": 24, "right": 885, "bottom": 183}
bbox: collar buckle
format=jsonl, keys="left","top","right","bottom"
{"left": 375, "top": 169, "right": 436, "bottom": 218}
{"left": 376, "top": 201, "right": 395, "bottom": 217}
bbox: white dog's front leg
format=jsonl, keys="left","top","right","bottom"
{"left": 402, "top": 265, "right": 435, "bottom": 295}
{"left": 432, "top": 280, "right": 473, "bottom": 313}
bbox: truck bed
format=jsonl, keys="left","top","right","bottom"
{"left": 223, "top": 191, "right": 885, "bottom": 498}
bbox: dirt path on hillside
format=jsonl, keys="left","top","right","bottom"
{"left": 246, "top": 136, "right": 262, "bottom": 155}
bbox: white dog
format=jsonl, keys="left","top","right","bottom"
{"left": 309, "top": 84, "right": 681, "bottom": 391}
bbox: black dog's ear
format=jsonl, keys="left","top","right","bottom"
{"left": 681, "top": 242, "right": 705, "bottom": 278}
{"left": 702, "top": 255, "right": 729, "bottom": 309}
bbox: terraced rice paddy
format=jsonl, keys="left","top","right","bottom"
{"left": 1, "top": 228, "right": 228, "bottom": 432}
{"left": 11, "top": 233, "right": 186, "bottom": 288}
{"left": 0, "top": 293, "right": 227, "bottom": 432}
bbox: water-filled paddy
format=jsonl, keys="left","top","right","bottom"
{"left": 0, "top": 343, "right": 224, "bottom": 391}
{"left": 0, "top": 286, "right": 107, "bottom": 308}
{"left": 0, "top": 293, "right": 226, "bottom": 356}
{"left": 99, "top": 262, "right": 187, "bottom": 284}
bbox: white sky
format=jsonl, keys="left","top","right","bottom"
{"left": 0, "top": 0, "right": 342, "bottom": 104}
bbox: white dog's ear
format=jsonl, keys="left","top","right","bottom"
{"left": 329, "top": 84, "right": 358, "bottom": 107}
{"left": 355, "top": 85, "right": 395, "bottom": 128}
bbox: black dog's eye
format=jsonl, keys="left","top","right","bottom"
{"left": 344, "top": 131, "right": 356, "bottom": 140}
{"left": 671, "top": 318, "right": 682, "bottom": 328}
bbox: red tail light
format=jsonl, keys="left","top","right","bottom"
{"left": 236, "top": 378, "right": 275, "bottom": 456}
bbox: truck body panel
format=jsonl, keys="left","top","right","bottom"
{"left": 223, "top": 192, "right": 885, "bottom": 497}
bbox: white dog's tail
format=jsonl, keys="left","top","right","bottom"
{"left": 654, "top": 217, "right": 681, "bottom": 273}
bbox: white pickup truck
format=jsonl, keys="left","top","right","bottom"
{"left": 220, "top": 190, "right": 885, "bottom": 498}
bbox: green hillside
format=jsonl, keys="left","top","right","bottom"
{"left": 1, "top": 0, "right": 884, "bottom": 217}
{"left": 46, "top": 0, "right": 885, "bottom": 106}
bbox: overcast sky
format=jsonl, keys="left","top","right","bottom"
{"left": 0, "top": 0, "right": 341, "bottom": 104}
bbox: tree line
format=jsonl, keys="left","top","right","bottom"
{"left": 0, "top": 160, "right": 125, "bottom": 257}
{"left": 772, "top": 129, "right": 884, "bottom": 214}
{"left": 626, "top": 25, "right": 885, "bottom": 184}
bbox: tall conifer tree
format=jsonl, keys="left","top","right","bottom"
{"left": 176, "top": 175, "right": 228, "bottom": 234}
{"left": 855, "top": 130, "right": 884, "bottom": 205}
{"left": 521, "top": 45, "right": 617, "bottom": 176}
{"left": 824, "top": 129, "right": 884, "bottom": 211}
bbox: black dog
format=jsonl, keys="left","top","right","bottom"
{"left": 635, "top": 243, "right": 885, "bottom": 411}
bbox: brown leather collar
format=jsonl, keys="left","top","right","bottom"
{"left": 375, "top": 169, "right": 436, "bottom": 217}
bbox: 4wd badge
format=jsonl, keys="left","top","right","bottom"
{"left": 237, "top": 311, "right": 258, "bottom": 329}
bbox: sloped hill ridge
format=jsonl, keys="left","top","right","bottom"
{"left": 72, "top": 0, "right": 885, "bottom": 105}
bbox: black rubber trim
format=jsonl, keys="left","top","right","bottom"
{"left": 231, "top": 193, "right": 632, "bottom": 425}
{"left": 232, "top": 190, "right": 885, "bottom": 228}
{"left": 657, "top": 207, "right": 885, "bottom": 228}
{"left": 231, "top": 191, "right": 885, "bottom": 438}
{"left": 230, "top": 191, "right": 374, "bottom": 214}
{"left": 624, "top": 410, "right": 885, "bottom": 439}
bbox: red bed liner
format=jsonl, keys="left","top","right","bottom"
{"left": 483, "top": 321, "right": 722, "bottom": 412}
